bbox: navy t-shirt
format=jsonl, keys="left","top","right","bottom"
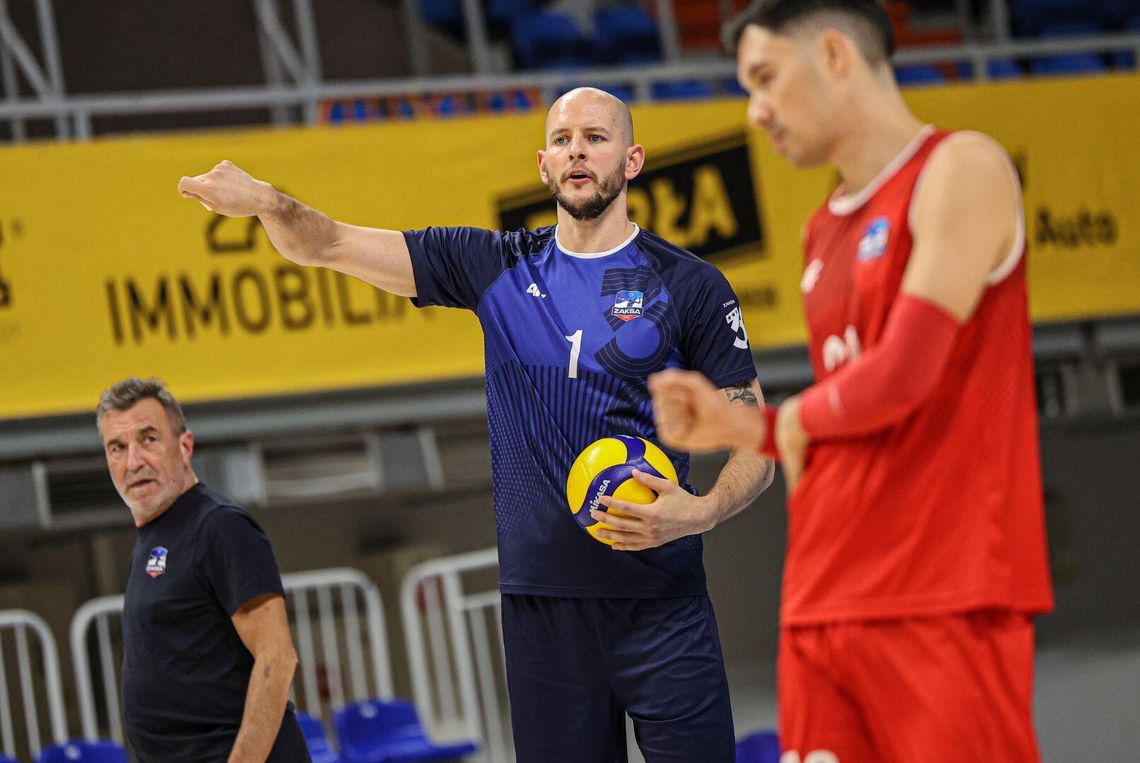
{"left": 405, "top": 224, "right": 756, "bottom": 597}
{"left": 121, "top": 483, "right": 306, "bottom": 762}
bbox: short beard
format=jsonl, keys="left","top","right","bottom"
{"left": 549, "top": 163, "right": 626, "bottom": 221}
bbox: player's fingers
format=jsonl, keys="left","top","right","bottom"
{"left": 630, "top": 468, "right": 674, "bottom": 493}
{"left": 592, "top": 522, "right": 639, "bottom": 544}
{"left": 647, "top": 368, "right": 683, "bottom": 394}
{"left": 177, "top": 175, "right": 208, "bottom": 196}
{"left": 648, "top": 369, "right": 703, "bottom": 398}
{"left": 592, "top": 500, "right": 648, "bottom": 521}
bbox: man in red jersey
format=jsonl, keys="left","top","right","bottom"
{"left": 644, "top": 1, "right": 1054, "bottom": 761}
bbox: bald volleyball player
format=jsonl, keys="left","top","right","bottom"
{"left": 178, "top": 88, "right": 774, "bottom": 762}
{"left": 648, "top": 2, "right": 1054, "bottom": 762}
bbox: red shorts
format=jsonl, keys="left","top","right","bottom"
{"left": 778, "top": 611, "right": 1041, "bottom": 763}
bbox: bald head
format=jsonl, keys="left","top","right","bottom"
{"left": 546, "top": 87, "right": 634, "bottom": 147}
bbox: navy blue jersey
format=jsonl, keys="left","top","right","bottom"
{"left": 406, "top": 225, "right": 756, "bottom": 597}
{"left": 122, "top": 483, "right": 304, "bottom": 762}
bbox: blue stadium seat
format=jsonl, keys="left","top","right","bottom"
{"left": 594, "top": 7, "right": 662, "bottom": 64}
{"left": 511, "top": 12, "right": 584, "bottom": 70}
{"left": 651, "top": 79, "right": 715, "bottom": 100}
{"left": 736, "top": 729, "right": 781, "bottom": 763}
{"left": 419, "top": 0, "right": 464, "bottom": 33}
{"left": 487, "top": 0, "right": 535, "bottom": 27}
{"left": 1031, "top": 20, "right": 1107, "bottom": 76}
{"left": 723, "top": 77, "right": 748, "bottom": 97}
{"left": 894, "top": 64, "right": 948, "bottom": 86}
{"left": 1110, "top": 15, "right": 1140, "bottom": 69}
{"left": 333, "top": 699, "right": 478, "bottom": 763}
{"left": 297, "top": 711, "right": 343, "bottom": 763}
{"left": 1011, "top": 0, "right": 1092, "bottom": 36}
{"left": 987, "top": 57, "right": 1025, "bottom": 79}
{"left": 35, "top": 741, "right": 128, "bottom": 763}
{"left": 959, "top": 57, "right": 1024, "bottom": 80}
{"left": 1104, "top": 0, "right": 1140, "bottom": 26}
{"left": 1, "top": 755, "right": 20, "bottom": 763}
{"left": 596, "top": 83, "right": 637, "bottom": 102}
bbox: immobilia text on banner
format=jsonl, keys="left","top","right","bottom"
{"left": 0, "top": 74, "right": 1136, "bottom": 419}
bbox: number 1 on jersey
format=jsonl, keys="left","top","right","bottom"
{"left": 565, "top": 330, "right": 583, "bottom": 379}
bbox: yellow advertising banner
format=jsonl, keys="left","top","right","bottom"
{"left": 0, "top": 74, "right": 1136, "bottom": 419}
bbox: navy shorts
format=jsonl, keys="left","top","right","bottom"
{"left": 501, "top": 594, "right": 735, "bottom": 763}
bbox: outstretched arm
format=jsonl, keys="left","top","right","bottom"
{"left": 593, "top": 378, "right": 774, "bottom": 551}
{"left": 178, "top": 161, "right": 416, "bottom": 296}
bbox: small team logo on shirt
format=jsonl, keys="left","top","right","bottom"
{"left": 145, "top": 547, "right": 168, "bottom": 578}
{"left": 612, "top": 290, "right": 644, "bottom": 321}
{"left": 857, "top": 217, "right": 890, "bottom": 262}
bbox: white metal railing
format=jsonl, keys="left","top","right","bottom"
{"left": 400, "top": 547, "right": 508, "bottom": 761}
{"left": 1, "top": 0, "right": 1137, "bottom": 142}
{"left": 69, "top": 566, "right": 393, "bottom": 744}
{"left": 3, "top": 31, "right": 1139, "bottom": 140}
{"left": 0, "top": 609, "right": 67, "bottom": 759}
{"left": 282, "top": 567, "right": 394, "bottom": 720}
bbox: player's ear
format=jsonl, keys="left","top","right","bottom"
{"left": 818, "top": 28, "right": 852, "bottom": 78}
{"left": 179, "top": 429, "right": 195, "bottom": 464}
{"left": 537, "top": 149, "right": 549, "bottom": 183}
{"left": 625, "top": 144, "right": 645, "bottom": 180}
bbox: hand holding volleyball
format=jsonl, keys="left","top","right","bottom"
{"left": 566, "top": 435, "right": 678, "bottom": 546}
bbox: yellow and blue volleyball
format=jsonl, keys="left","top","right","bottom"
{"left": 566, "top": 435, "right": 679, "bottom": 545}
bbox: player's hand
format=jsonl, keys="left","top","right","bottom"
{"left": 775, "top": 396, "right": 809, "bottom": 492}
{"left": 648, "top": 369, "right": 762, "bottom": 452}
{"left": 590, "top": 469, "right": 714, "bottom": 551}
{"left": 177, "top": 160, "right": 276, "bottom": 217}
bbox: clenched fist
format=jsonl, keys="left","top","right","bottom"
{"left": 178, "top": 160, "right": 276, "bottom": 218}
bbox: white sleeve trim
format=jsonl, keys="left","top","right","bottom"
{"left": 907, "top": 130, "right": 1025, "bottom": 288}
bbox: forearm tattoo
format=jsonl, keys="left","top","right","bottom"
{"left": 723, "top": 380, "right": 759, "bottom": 406}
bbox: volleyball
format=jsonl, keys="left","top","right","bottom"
{"left": 566, "top": 435, "right": 679, "bottom": 545}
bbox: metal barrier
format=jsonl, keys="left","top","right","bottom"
{"left": 69, "top": 567, "right": 393, "bottom": 743}
{"left": 3, "top": 0, "right": 1138, "bottom": 141}
{"left": 400, "top": 547, "right": 510, "bottom": 762}
{"left": 0, "top": 609, "right": 67, "bottom": 759}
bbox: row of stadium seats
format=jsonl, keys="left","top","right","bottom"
{"left": 298, "top": 701, "right": 478, "bottom": 763}
{"left": 321, "top": 38, "right": 1132, "bottom": 126}
{"left": 2, "top": 711, "right": 781, "bottom": 763}
{"left": 428, "top": 0, "right": 1140, "bottom": 73}
{"left": 511, "top": 7, "right": 663, "bottom": 69}
{"left": 1012, "top": 0, "right": 1140, "bottom": 36}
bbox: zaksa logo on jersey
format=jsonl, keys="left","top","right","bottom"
{"left": 146, "top": 546, "right": 168, "bottom": 578}
{"left": 857, "top": 217, "right": 890, "bottom": 262}
{"left": 612, "top": 290, "right": 644, "bottom": 321}
{"left": 725, "top": 305, "right": 749, "bottom": 350}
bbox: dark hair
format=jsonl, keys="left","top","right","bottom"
{"left": 724, "top": 0, "right": 895, "bottom": 64}
{"left": 96, "top": 376, "right": 187, "bottom": 433}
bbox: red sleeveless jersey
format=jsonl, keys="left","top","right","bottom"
{"left": 784, "top": 127, "right": 1054, "bottom": 626}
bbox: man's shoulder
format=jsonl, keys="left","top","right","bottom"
{"left": 513, "top": 225, "right": 557, "bottom": 257}
{"left": 635, "top": 227, "right": 702, "bottom": 264}
{"left": 634, "top": 229, "right": 730, "bottom": 294}
{"left": 183, "top": 484, "right": 260, "bottom": 533}
{"left": 185, "top": 482, "right": 244, "bottom": 512}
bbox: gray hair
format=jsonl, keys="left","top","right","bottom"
{"left": 96, "top": 376, "right": 187, "bottom": 434}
